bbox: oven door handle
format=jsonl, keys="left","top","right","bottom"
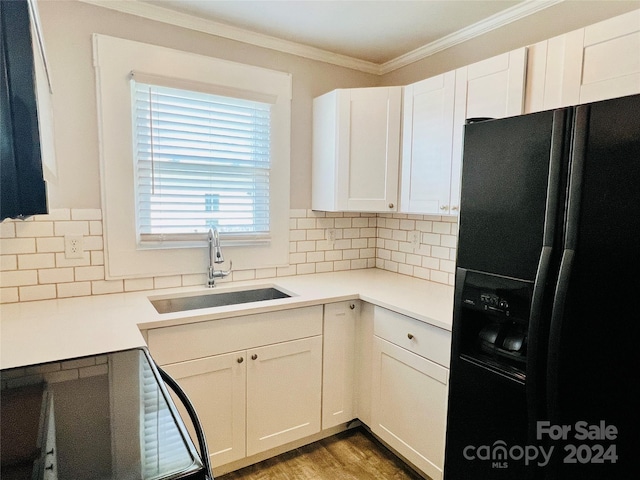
{"left": 156, "top": 364, "right": 214, "bottom": 480}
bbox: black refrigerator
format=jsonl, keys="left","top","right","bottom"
{"left": 444, "top": 93, "right": 640, "bottom": 480}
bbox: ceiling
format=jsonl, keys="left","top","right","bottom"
{"left": 139, "top": 0, "right": 527, "bottom": 64}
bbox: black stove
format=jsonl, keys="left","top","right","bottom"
{"left": 1, "top": 348, "right": 211, "bottom": 480}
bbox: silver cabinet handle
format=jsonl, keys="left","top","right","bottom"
{"left": 251, "top": 354, "right": 258, "bottom": 360}
{"left": 237, "top": 357, "right": 244, "bottom": 363}
{"left": 451, "top": 205, "right": 459, "bottom": 211}
{"left": 407, "top": 333, "right": 414, "bottom": 340}
{"left": 440, "top": 205, "right": 449, "bottom": 210}
{"left": 388, "top": 203, "right": 394, "bottom": 209}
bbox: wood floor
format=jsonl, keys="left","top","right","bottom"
{"left": 216, "top": 428, "right": 424, "bottom": 480}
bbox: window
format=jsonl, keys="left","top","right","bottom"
{"left": 93, "top": 34, "right": 291, "bottom": 279}
{"left": 132, "top": 82, "right": 272, "bottom": 243}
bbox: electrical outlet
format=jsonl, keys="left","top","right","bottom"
{"left": 409, "top": 230, "right": 420, "bottom": 249}
{"left": 326, "top": 228, "right": 336, "bottom": 245}
{"left": 64, "top": 234, "right": 84, "bottom": 259}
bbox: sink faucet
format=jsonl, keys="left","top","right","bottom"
{"left": 207, "top": 228, "right": 232, "bottom": 287}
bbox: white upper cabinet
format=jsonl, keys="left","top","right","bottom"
{"left": 400, "top": 48, "right": 526, "bottom": 215}
{"left": 526, "top": 9, "right": 640, "bottom": 112}
{"left": 312, "top": 87, "right": 402, "bottom": 212}
{"left": 400, "top": 72, "right": 456, "bottom": 214}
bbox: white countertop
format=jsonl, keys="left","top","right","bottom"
{"left": 0, "top": 269, "right": 454, "bottom": 370}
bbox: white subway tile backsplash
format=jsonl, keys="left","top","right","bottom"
{"left": 39, "top": 267, "right": 74, "bottom": 284}
{"left": 90, "top": 251, "right": 104, "bottom": 266}
{"left": 18, "top": 253, "right": 55, "bottom": 270}
{"left": 55, "top": 252, "right": 91, "bottom": 268}
{"left": 1, "top": 255, "right": 17, "bottom": 271}
{"left": 57, "top": 282, "right": 92, "bottom": 298}
{"left": 0, "top": 208, "right": 458, "bottom": 304}
{"left": 19, "top": 284, "right": 57, "bottom": 302}
{"left": 36, "top": 237, "right": 65, "bottom": 253}
{"left": 430, "top": 270, "right": 450, "bottom": 284}
{"left": 15, "top": 222, "right": 54, "bottom": 238}
{"left": 1, "top": 270, "right": 38, "bottom": 287}
{"left": 296, "top": 263, "right": 316, "bottom": 275}
{"left": 75, "top": 265, "right": 105, "bottom": 282}
{"left": 54, "top": 221, "right": 89, "bottom": 236}
{"left": 0, "top": 287, "right": 19, "bottom": 303}
{"left": 89, "top": 221, "right": 103, "bottom": 236}
{"left": 1, "top": 237, "right": 36, "bottom": 255}
{"left": 0, "top": 222, "right": 16, "bottom": 238}
{"left": 92, "top": 279, "right": 124, "bottom": 295}
{"left": 84, "top": 236, "right": 104, "bottom": 251}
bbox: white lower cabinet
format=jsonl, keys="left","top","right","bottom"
{"left": 148, "top": 306, "right": 323, "bottom": 469}
{"left": 246, "top": 336, "right": 322, "bottom": 456}
{"left": 162, "top": 352, "right": 247, "bottom": 467}
{"left": 371, "top": 307, "right": 450, "bottom": 480}
{"left": 148, "top": 302, "right": 453, "bottom": 479}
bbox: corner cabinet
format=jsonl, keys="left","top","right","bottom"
{"left": 312, "top": 87, "right": 401, "bottom": 212}
{"left": 147, "top": 306, "right": 323, "bottom": 470}
{"left": 525, "top": 9, "right": 640, "bottom": 113}
{"left": 370, "top": 306, "right": 451, "bottom": 480}
{"left": 400, "top": 48, "right": 526, "bottom": 215}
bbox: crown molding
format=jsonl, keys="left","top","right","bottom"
{"left": 79, "top": 0, "right": 562, "bottom": 76}
{"left": 78, "top": 0, "right": 381, "bottom": 74}
{"left": 379, "top": 0, "right": 564, "bottom": 75}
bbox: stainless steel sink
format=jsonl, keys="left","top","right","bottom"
{"left": 150, "top": 286, "right": 291, "bottom": 314}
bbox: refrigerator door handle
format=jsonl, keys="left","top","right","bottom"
{"left": 546, "top": 105, "right": 589, "bottom": 423}
{"left": 526, "top": 109, "right": 568, "bottom": 442}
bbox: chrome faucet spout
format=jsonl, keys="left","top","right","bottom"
{"left": 213, "top": 228, "right": 224, "bottom": 264}
{"left": 207, "top": 228, "right": 231, "bottom": 287}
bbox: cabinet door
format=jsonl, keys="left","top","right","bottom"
{"left": 580, "top": 9, "right": 640, "bottom": 103}
{"left": 322, "top": 301, "right": 357, "bottom": 429}
{"left": 246, "top": 336, "right": 322, "bottom": 456}
{"left": 452, "top": 48, "right": 527, "bottom": 213}
{"left": 526, "top": 10, "right": 640, "bottom": 112}
{"left": 525, "top": 30, "right": 584, "bottom": 112}
{"left": 371, "top": 337, "right": 449, "bottom": 480}
{"left": 400, "top": 72, "right": 456, "bottom": 214}
{"left": 162, "top": 352, "right": 246, "bottom": 467}
{"left": 337, "top": 87, "right": 401, "bottom": 212}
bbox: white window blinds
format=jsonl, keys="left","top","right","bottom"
{"left": 132, "top": 81, "right": 272, "bottom": 242}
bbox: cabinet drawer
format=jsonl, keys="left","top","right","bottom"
{"left": 148, "top": 306, "right": 323, "bottom": 365}
{"left": 373, "top": 306, "right": 451, "bottom": 368}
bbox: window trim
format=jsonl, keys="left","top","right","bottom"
{"left": 93, "top": 34, "right": 291, "bottom": 279}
